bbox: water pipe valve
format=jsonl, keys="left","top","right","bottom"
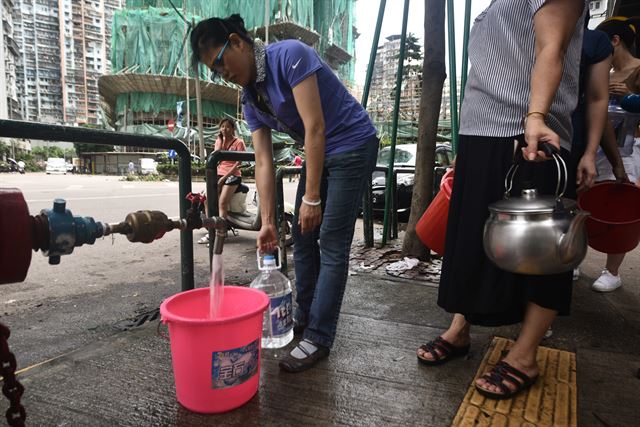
{"left": 41, "top": 198, "right": 105, "bottom": 265}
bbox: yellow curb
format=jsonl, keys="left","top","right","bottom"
{"left": 452, "top": 337, "right": 577, "bottom": 427}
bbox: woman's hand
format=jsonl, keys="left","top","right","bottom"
{"left": 576, "top": 153, "right": 597, "bottom": 193}
{"left": 298, "top": 201, "right": 322, "bottom": 235}
{"left": 609, "top": 82, "right": 631, "bottom": 97}
{"left": 612, "top": 164, "right": 631, "bottom": 184}
{"left": 257, "top": 223, "right": 278, "bottom": 254}
{"left": 523, "top": 116, "right": 561, "bottom": 162}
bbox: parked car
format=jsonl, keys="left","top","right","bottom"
{"left": 46, "top": 158, "right": 67, "bottom": 174}
{"left": 371, "top": 143, "right": 453, "bottom": 217}
{"left": 139, "top": 158, "right": 158, "bottom": 175}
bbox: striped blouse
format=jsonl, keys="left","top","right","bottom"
{"left": 459, "top": 0, "right": 587, "bottom": 151}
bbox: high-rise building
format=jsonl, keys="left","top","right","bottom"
{"left": 368, "top": 34, "right": 422, "bottom": 122}
{"left": 1, "top": 0, "right": 21, "bottom": 120}
{"left": 11, "top": 0, "right": 122, "bottom": 125}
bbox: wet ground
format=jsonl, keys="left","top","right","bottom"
{"left": 1, "top": 173, "right": 639, "bottom": 425}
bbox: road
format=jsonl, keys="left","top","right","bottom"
{"left": 0, "top": 172, "right": 300, "bottom": 368}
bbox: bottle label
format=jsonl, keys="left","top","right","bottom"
{"left": 211, "top": 339, "right": 260, "bottom": 389}
{"left": 269, "top": 292, "right": 293, "bottom": 336}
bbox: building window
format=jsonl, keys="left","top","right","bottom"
{"left": 590, "top": 1, "right": 601, "bottom": 10}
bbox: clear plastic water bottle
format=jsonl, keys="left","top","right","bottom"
{"left": 250, "top": 251, "right": 294, "bottom": 349}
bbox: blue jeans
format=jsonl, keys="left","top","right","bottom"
{"left": 293, "top": 137, "right": 379, "bottom": 348}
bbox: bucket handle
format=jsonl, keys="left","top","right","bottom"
{"left": 157, "top": 320, "right": 169, "bottom": 341}
{"left": 504, "top": 141, "right": 567, "bottom": 199}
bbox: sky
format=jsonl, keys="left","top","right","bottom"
{"left": 353, "top": 0, "right": 493, "bottom": 85}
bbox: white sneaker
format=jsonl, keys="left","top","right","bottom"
{"left": 198, "top": 234, "right": 209, "bottom": 244}
{"left": 572, "top": 268, "right": 580, "bottom": 281}
{"left": 591, "top": 269, "right": 622, "bottom": 293}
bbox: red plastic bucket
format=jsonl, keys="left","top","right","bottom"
{"left": 416, "top": 169, "right": 454, "bottom": 255}
{"left": 577, "top": 182, "right": 640, "bottom": 253}
{"left": 160, "top": 286, "right": 269, "bottom": 414}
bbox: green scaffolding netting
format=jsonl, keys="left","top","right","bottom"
{"left": 116, "top": 1, "right": 356, "bottom": 82}
{"left": 109, "top": 1, "right": 357, "bottom": 143}
{"left": 115, "top": 93, "right": 236, "bottom": 119}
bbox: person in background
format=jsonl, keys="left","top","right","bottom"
{"left": 588, "top": 17, "right": 640, "bottom": 292}
{"left": 289, "top": 153, "right": 303, "bottom": 182}
{"left": 128, "top": 160, "right": 135, "bottom": 175}
{"left": 568, "top": 20, "right": 613, "bottom": 281}
{"left": 190, "top": 14, "right": 379, "bottom": 372}
{"left": 416, "top": 0, "right": 586, "bottom": 400}
{"left": 198, "top": 117, "right": 246, "bottom": 244}
{"left": 215, "top": 117, "right": 246, "bottom": 218}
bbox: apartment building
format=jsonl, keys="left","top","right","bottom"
{"left": 368, "top": 34, "right": 422, "bottom": 122}
{"left": 9, "top": 0, "right": 121, "bottom": 125}
{"left": 1, "top": 0, "right": 21, "bottom": 119}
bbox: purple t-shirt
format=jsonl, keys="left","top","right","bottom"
{"left": 242, "top": 40, "right": 377, "bottom": 155}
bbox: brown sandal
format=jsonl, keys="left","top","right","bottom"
{"left": 417, "top": 336, "right": 470, "bottom": 366}
{"left": 475, "top": 360, "right": 539, "bottom": 400}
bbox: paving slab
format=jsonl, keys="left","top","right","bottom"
{"left": 576, "top": 349, "right": 640, "bottom": 427}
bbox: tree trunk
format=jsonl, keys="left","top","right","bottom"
{"left": 402, "top": 0, "right": 447, "bottom": 259}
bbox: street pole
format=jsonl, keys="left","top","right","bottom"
{"left": 381, "top": 0, "right": 410, "bottom": 246}
{"left": 360, "top": 0, "right": 387, "bottom": 248}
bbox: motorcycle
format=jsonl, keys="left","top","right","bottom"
{"left": 199, "top": 183, "right": 295, "bottom": 246}
{"left": 7, "top": 158, "right": 25, "bottom": 174}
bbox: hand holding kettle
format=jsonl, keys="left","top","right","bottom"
{"left": 522, "top": 113, "right": 561, "bottom": 162}
{"left": 483, "top": 141, "right": 590, "bottom": 275}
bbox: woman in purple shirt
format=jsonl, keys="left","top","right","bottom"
{"left": 191, "top": 15, "right": 379, "bottom": 373}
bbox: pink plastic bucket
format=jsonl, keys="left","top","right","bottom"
{"left": 160, "top": 286, "right": 269, "bottom": 413}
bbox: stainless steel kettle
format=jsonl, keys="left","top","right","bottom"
{"left": 483, "top": 144, "right": 590, "bottom": 275}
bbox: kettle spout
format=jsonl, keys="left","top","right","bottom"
{"left": 558, "top": 210, "right": 590, "bottom": 263}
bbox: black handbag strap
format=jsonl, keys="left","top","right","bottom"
{"left": 246, "top": 84, "right": 305, "bottom": 144}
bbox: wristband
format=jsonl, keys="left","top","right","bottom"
{"left": 526, "top": 111, "right": 547, "bottom": 119}
{"left": 302, "top": 196, "right": 321, "bottom": 206}
{"left": 521, "top": 111, "right": 547, "bottom": 128}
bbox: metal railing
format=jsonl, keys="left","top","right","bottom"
{"left": 0, "top": 119, "right": 195, "bottom": 291}
{"left": 205, "top": 151, "right": 298, "bottom": 276}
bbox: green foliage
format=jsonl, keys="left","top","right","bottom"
{"left": 24, "top": 160, "right": 44, "bottom": 172}
{"left": 157, "top": 162, "right": 206, "bottom": 176}
{"left": 32, "top": 146, "right": 65, "bottom": 159}
{"left": 0, "top": 143, "right": 9, "bottom": 159}
{"left": 157, "top": 163, "right": 178, "bottom": 176}
{"left": 390, "top": 33, "right": 424, "bottom": 96}
{"left": 121, "top": 173, "right": 165, "bottom": 182}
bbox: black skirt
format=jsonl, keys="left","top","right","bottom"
{"left": 437, "top": 135, "right": 573, "bottom": 327}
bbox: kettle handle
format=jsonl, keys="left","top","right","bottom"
{"left": 504, "top": 141, "right": 567, "bottom": 199}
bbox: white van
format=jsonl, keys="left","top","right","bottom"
{"left": 46, "top": 158, "right": 67, "bottom": 174}
{"left": 139, "top": 158, "right": 158, "bottom": 175}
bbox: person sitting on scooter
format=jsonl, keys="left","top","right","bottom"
{"left": 198, "top": 117, "right": 246, "bottom": 245}
{"left": 191, "top": 14, "right": 379, "bottom": 373}
{"left": 215, "top": 117, "right": 246, "bottom": 218}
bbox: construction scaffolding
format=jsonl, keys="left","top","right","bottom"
{"left": 101, "top": 1, "right": 358, "bottom": 155}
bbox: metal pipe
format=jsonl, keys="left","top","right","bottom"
{"left": 192, "top": 19, "right": 205, "bottom": 160}
{"left": 360, "top": 0, "right": 387, "bottom": 248}
{"left": 275, "top": 166, "right": 301, "bottom": 276}
{"left": 360, "top": 0, "right": 386, "bottom": 110}
{"left": 0, "top": 119, "right": 194, "bottom": 291}
{"left": 459, "top": 0, "right": 472, "bottom": 110}
{"left": 381, "top": 0, "right": 410, "bottom": 246}
{"left": 206, "top": 151, "right": 256, "bottom": 271}
{"left": 446, "top": 0, "right": 460, "bottom": 154}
